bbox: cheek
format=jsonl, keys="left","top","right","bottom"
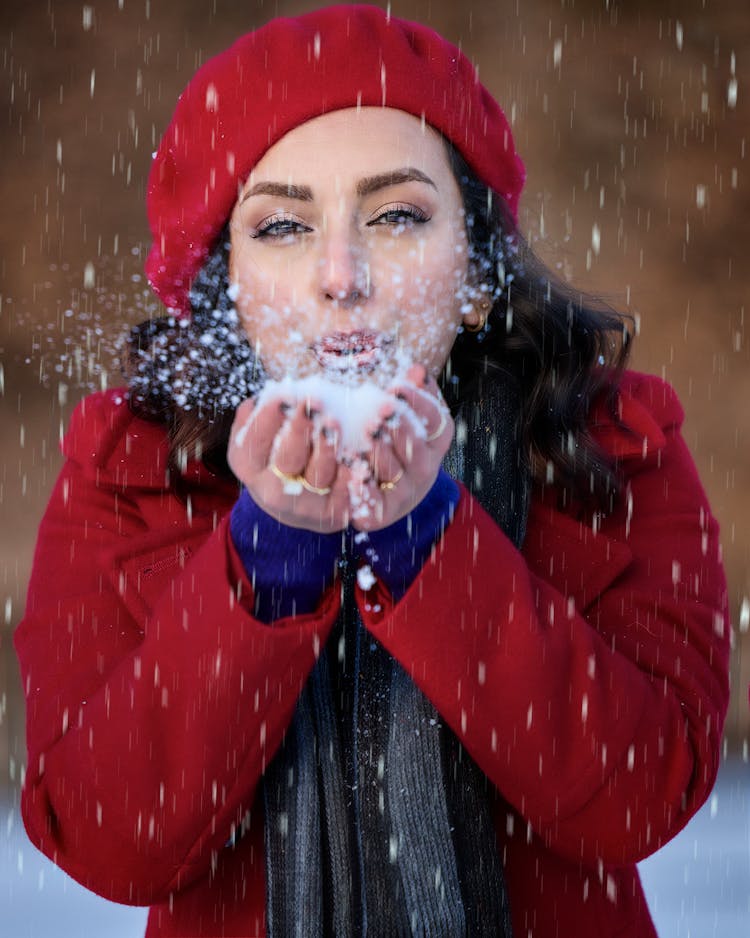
{"left": 228, "top": 260, "right": 312, "bottom": 379}
{"left": 239, "top": 308, "right": 313, "bottom": 380}
{"left": 389, "top": 232, "right": 466, "bottom": 367}
{"left": 231, "top": 250, "right": 290, "bottom": 309}
{"left": 398, "top": 235, "right": 466, "bottom": 319}
{"left": 230, "top": 246, "right": 295, "bottom": 328}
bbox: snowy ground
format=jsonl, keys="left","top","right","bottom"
{"left": 1, "top": 759, "right": 747, "bottom": 938}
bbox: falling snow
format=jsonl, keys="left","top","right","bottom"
{"left": 1, "top": 2, "right": 747, "bottom": 937}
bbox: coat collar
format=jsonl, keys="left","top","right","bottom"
{"left": 63, "top": 388, "right": 232, "bottom": 493}
{"left": 588, "top": 372, "right": 670, "bottom": 462}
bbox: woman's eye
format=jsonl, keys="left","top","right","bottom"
{"left": 252, "top": 216, "right": 311, "bottom": 239}
{"left": 368, "top": 205, "right": 430, "bottom": 228}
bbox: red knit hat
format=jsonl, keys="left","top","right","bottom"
{"left": 145, "top": 4, "right": 525, "bottom": 314}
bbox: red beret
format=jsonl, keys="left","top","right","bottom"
{"left": 145, "top": 4, "right": 525, "bottom": 314}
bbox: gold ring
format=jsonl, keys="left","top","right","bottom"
{"left": 301, "top": 477, "right": 332, "bottom": 496}
{"left": 269, "top": 462, "right": 331, "bottom": 496}
{"left": 269, "top": 462, "right": 305, "bottom": 492}
{"left": 378, "top": 467, "right": 404, "bottom": 491}
{"left": 424, "top": 409, "right": 448, "bottom": 443}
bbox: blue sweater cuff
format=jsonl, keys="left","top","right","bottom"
{"left": 352, "top": 469, "right": 459, "bottom": 600}
{"left": 230, "top": 489, "right": 341, "bottom": 623}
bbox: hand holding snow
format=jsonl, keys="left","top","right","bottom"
{"left": 251, "top": 373, "right": 426, "bottom": 458}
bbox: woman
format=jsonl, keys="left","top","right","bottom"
{"left": 15, "top": 6, "right": 730, "bottom": 937}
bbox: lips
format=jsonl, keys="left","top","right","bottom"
{"left": 311, "top": 331, "right": 391, "bottom": 374}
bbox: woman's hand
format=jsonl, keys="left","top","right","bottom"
{"left": 228, "top": 363, "right": 453, "bottom": 533}
{"left": 350, "top": 364, "right": 454, "bottom": 532}
{"left": 228, "top": 393, "right": 353, "bottom": 533}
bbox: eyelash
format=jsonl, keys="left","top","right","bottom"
{"left": 252, "top": 214, "right": 312, "bottom": 239}
{"left": 252, "top": 204, "right": 430, "bottom": 239}
{"left": 367, "top": 204, "right": 430, "bottom": 227}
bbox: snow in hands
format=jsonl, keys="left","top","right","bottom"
{"left": 249, "top": 372, "right": 429, "bottom": 460}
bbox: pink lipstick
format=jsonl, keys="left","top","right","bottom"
{"left": 311, "top": 331, "right": 392, "bottom": 374}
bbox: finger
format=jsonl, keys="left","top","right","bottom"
{"left": 417, "top": 373, "right": 451, "bottom": 441}
{"left": 378, "top": 400, "right": 438, "bottom": 476}
{"left": 228, "top": 397, "right": 256, "bottom": 452}
{"left": 389, "top": 382, "right": 445, "bottom": 436}
{"left": 271, "top": 400, "right": 319, "bottom": 475}
{"left": 304, "top": 419, "right": 341, "bottom": 490}
{"left": 421, "top": 370, "right": 443, "bottom": 398}
{"left": 229, "top": 393, "right": 290, "bottom": 474}
{"left": 399, "top": 393, "right": 452, "bottom": 459}
{"left": 289, "top": 455, "right": 353, "bottom": 531}
{"left": 366, "top": 425, "right": 403, "bottom": 488}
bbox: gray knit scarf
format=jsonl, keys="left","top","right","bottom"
{"left": 263, "top": 371, "right": 528, "bottom": 937}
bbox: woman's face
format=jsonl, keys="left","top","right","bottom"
{"left": 228, "top": 107, "right": 474, "bottom": 385}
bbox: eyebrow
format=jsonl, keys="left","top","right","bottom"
{"left": 356, "top": 168, "right": 437, "bottom": 196}
{"left": 239, "top": 167, "right": 437, "bottom": 204}
{"left": 240, "top": 182, "right": 313, "bottom": 203}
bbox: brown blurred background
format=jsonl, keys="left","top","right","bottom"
{"left": 1, "top": 0, "right": 748, "bottom": 799}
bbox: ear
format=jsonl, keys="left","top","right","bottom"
{"left": 460, "top": 264, "right": 491, "bottom": 329}
{"left": 461, "top": 304, "right": 482, "bottom": 329}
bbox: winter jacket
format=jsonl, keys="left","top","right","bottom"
{"left": 15, "top": 370, "right": 730, "bottom": 938}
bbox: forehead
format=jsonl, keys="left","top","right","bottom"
{"left": 241, "top": 107, "right": 454, "bottom": 191}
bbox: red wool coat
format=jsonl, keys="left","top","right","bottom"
{"left": 15, "top": 371, "right": 730, "bottom": 938}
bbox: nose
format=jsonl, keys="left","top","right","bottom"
{"left": 318, "top": 226, "right": 370, "bottom": 307}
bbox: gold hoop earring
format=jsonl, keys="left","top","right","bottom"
{"left": 463, "top": 300, "right": 490, "bottom": 333}
{"left": 463, "top": 314, "right": 486, "bottom": 333}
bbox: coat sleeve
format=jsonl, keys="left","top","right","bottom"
{"left": 358, "top": 375, "right": 730, "bottom": 867}
{"left": 14, "top": 404, "right": 339, "bottom": 905}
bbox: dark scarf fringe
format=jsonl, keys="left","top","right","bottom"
{"left": 264, "top": 372, "right": 527, "bottom": 936}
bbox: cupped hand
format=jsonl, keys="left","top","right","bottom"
{"left": 228, "top": 392, "right": 352, "bottom": 533}
{"left": 349, "top": 363, "right": 454, "bottom": 532}
{"left": 228, "top": 364, "right": 453, "bottom": 534}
